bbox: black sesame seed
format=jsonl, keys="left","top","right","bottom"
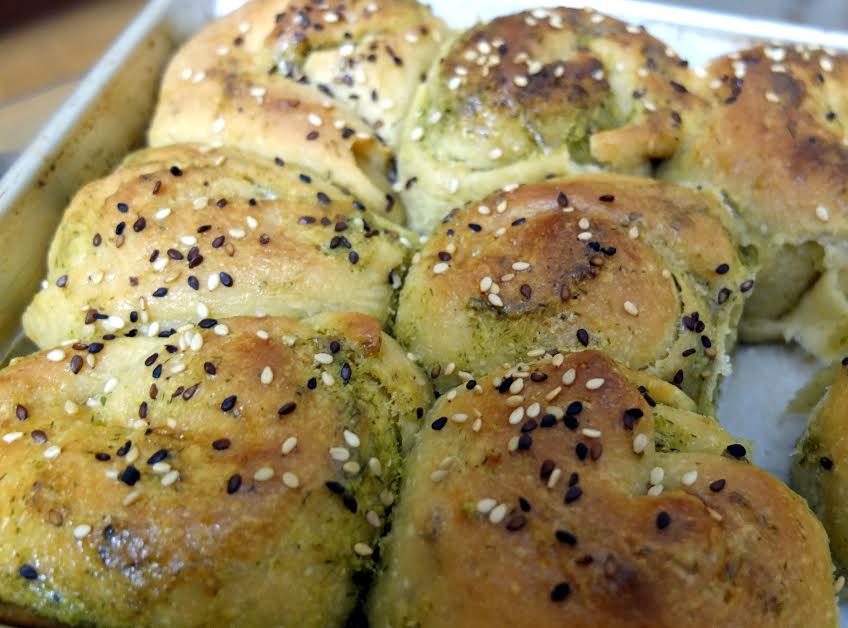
{"left": 709, "top": 478, "right": 726, "bottom": 492}
{"left": 540, "top": 459, "right": 555, "bottom": 479}
{"left": 342, "top": 493, "right": 358, "bottom": 513}
{"left": 599, "top": 194, "right": 615, "bottom": 202}
{"left": 95, "top": 452, "right": 111, "bottom": 461}
{"left": 212, "top": 235, "right": 225, "bottom": 248}
{"left": 725, "top": 443, "right": 747, "bottom": 459}
{"left": 87, "top": 342, "right": 104, "bottom": 354}
{"left": 167, "top": 248, "right": 184, "bottom": 260}
{"left": 505, "top": 513, "right": 527, "bottom": 531}
{"left": 468, "top": 223, "right": 482, "bottom": 232}
{"left": 564, "top": 486, "right": 582, "bottom": 503}
{"left": 56, "top": 275, "right": 68, "bottom": 288}
{"left": 550, "top": 582, "right": 571, "bottom": 602}
{"left": 188, "top": 276, "right": 199, "bottom": 290}
{"left": 517, "top": 434, "right": 533, "bottom": 450}
{"left": 325, "top": 480, "right": 345, "bottom": 495}
{"left": 198, "top": 318, "right": 218, "bottom": 329}
{"left": 15, "top": 404, "right": 28, "bottom": 421}
{"left": 530, "top": 372, "right": 548, "bottom": 382}
{"left": 518, "top": 497, "right": 531, "bottom": 512}
{"left": 227, "top": 474, "right": 242, "bottom": 494}
{"left": 465, "top": 379, "right": 477, "bottom": 390}
{"left": 115, "top": 222, "right": 126, "bottom": 235}
{"left": 716, "top": 263, "right": 730, "bottom": 274}
{"left": 307, "top": 377, "right": 317, "bottom": 390}
{"left": 152, "top": 287, "right": 168, "bottom": 298}
{"left": 568, "top": 472, "right": 580, "bottom": 487}
{"left": 146, "top": 449, "right": 168, "bottom": 465}
{"left": 219, "top": 272, "right": 233, "bottom": 287}
{"left": 317, "top": 191, "right": 331, "bottom": 205}
{"left": 656, "top": 511, "right": 671, "bottom": 530}
{"left": 740, "top": 280, "right": 754, "bottom": 293}
{"left": 557, "top": 192, "right": 569, "bottom": 207}
{"left": 93, "top": 233, "right": 102, "bottom": 246}
{"left": 329, "top": 340, "right": 341, "bottom": 353}
{"left": 682, "top": 348, "right": 696, "bottom": 357}
{"left": 555, "top": 529, "right": 577, "bottom": 545}
{"left": 701, "top": 335, "right": 712, "bottom": 349}
{"left": 278, "top": 401, "right": 297, "bottom": 416}
{"left": 204, "top": 361, "right": 216, "bottom": 375}
{"left": 118, "top": 465, "right": 141, "bottom": 486}
{"left": 348, "top": 251, "right": 359, "bottom": 264}
{"left": 220, "top": 395, "right": 237, "bottom": 412}
{"left": 520, "top": 284, "right": 532, "bottom": 300}
{"left": 564, "top": 415, "right": 579, "bottom": 430}
{"left": 717, "top": 287, "right": 732, "bottom": 304}
{"left": 566, "top": 401, "right": 583, "bottom": 415}
{"left": 521, "top": 419, "right": 538, "bottom": 433}
{"left": 116, "top": 440, "right": 131, "bottom": 457}
{"left": 133, "top": 217, "right": 146, "bottom": 232}
{"left": 152, "top": 364, "right": 162, "bottom": 379}
{"left": 170, "top": 166, "right": 183, "bottom": 176}
{"left": 540, "top": 414, "right": 556, "bottom": 428}
{"left": 431, "top": 416, "right": 448, "bottom": 430}
{"left": 575, "top": 442, "right": 588, "bottom": 460}
{"left": 340, "top": 362, "right": 352, "bottom": 383}
{"left": 70, "top": 354, "right": 83, "bottom": 374}
{"left": 117, "top": 202, "right": 129, "bottom": 213}
{"left": 672, "top": 369, "right": 684, "bottom": 386}
{"left": 576, "top": 328, "right": 589, "bottom": 347}
{"left": 212, "top": 438, "right": 231, "bottom": 451}
{"left": 19, "top": 564, "right": 38, "bottom": 580}
{"left": 820, "top": 456, "right": 834, "bottom": 471}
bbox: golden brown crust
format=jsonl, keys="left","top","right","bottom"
{"left": 398, "top": 7, "right": 702, "bottom": 230}
{"left": 371, "top": 351, "right": 837, "bottom": 627}
{"left": 23, "top": 144, "right": 415, "bottom": 348}
{"left": 660, "top": 46, "right": 848, "bottom": 357}
{"left": 149, "top": 0, "right": 448, "bottom": 220}
{"left": 793, "top": 362, "right": 848, "bottom": 575}
{"left": 395, "top": 175, "right": 752, "bottom": 411}
{"left": 0, "top": 314, "right": 431, "bottom": 627}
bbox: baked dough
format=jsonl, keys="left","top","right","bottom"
{"left": 395, "top": 175, "right": 753, "bottom": 412}
{"left": 150, "top": 0, "right": 449, "bottom": 222}
{"left": 0, "top": 313, "right": 431, "bottom": 627}
{"left": 660, "top": 46, "right": 848, "bottom": 361}
{"left": 371, "top": 350, "right": 837, "bottom": 627}
{"left": 398, "top": 6, "right": 701, "bottom": 230}
{"left": 23, "top": 144, "right": 415, "bottom": 348}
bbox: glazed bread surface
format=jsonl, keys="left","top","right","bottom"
{"left": 370, "top": 350, "right": 837, "bottom": 627}
{"left": 23, "top": 144, "right": 415, "bottom": 348}
{"left": 398, "top": 6, "right": 701, "bottom": 230}
{"left": 660, "top": 45, "right": 848, "bottom": 361}
{"left": 395, "top": 175, "right": 753, "bottom": 412}
{"left": 149, "top": 0, "right": 449, "bottom": 222}
{"left": 0, "top": 313, "right": 431, "bottom": 627}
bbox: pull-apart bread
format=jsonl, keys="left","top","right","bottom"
{"left": 150, "top": 0, "right": 449, "bottom": 222}
{"left": 371, "top": 350, "right": 837, "bottom": 627}
{"left": 398, "top": 7, "right": 701, "bottom": 230}
{"left": 23, "top": 144, "right": 415, "bottom": 348}
{"left": 661, "top": 46, "right": 848, "bottom": 361}
{"left": 0, "top": 314, "right": 431, "bottom": 627}
{"left": 396, "top": 176, "right": 753, "bottom": 412}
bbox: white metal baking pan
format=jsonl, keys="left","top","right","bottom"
{"left": 1, "top": 0, "right": 847, "bottom": 622}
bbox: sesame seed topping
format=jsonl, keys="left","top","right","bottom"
{"left": 725, "top": 443, "right": 747, "bottom": 459}
{"left": 353, "top": 542, "right": 373, "bottom": 557}
{"left": 46, "top": 349, "right": 65, "bottom": 362}
{"left": 656, "top": 511, "right": 671, "bottom": 529}
{"left": 816, "top": 205, "right": 830, "bottom": 222}
{"left": 433, "top": 262, "right": 449, "bottom": 274}
{"left": 44, "top": 445, "right": 61, "bottom": 459}
{"left": 709, "top": 478, "right": 726, "bottom": 492}
{"left": 282, "top": 472, "right": 300, "bottom": 488}
{"left": 585, "top": 378, "right": 604, "bottom": 390}
{"left": 254, "top": 467, "right": 274, "bottom": 481}
{"left": 633, "top": 433, "right": 649, "bottom": 454}
{"left": 73, "top": 524, "right": 91, "bottom": 539}
{"left": 3, "top": 432, "right": 23, "bottom": 443}
{"left": 550, "top": 582, "right": 571, "bottom": 602}
{"left": 681, "top": 470, "right": 698, "bottom": 486}
{"left": 314, "top": 352, "right": 334, "bottom": 365}
{"left": 624, "top": 301, "right": 639, "bottom": 316}
{"left": 489, "top": 503, "right": 508, "bottom": 524}
{"left": 562, "top": 368, "right": 576, "bottom": 385}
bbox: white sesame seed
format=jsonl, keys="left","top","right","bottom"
{"left": 624, "top": 301, "right": 639, "bottom": 316}
{"left": 254, "top": 467, "right": 274, "bottom": 481}
{"left": 507, "top": 436, "right": 520, "bottom": 452}
{"left": 103, "top": 378, "right": 118, "bottom": 394}
{"left": 282, "top": 472, "right": 300, "bottom": 488}
{"left": 366, "top": 510, "right": 382, "bottom": 527}
{"left": 246, "top": 216, "right": 259, "bottom": 230}
{"left": 256, "top": 330, "right": 269, "bottom": 340}
{"left": 307, "top": 113, "right": 323, "bottom": 127}
{"left": 489, "top": 503, "right": 508, "bottom": 523}
{"left": 545, "top": 386, "right": 562, "bottom": 401}
{"left": 125, "top": 447, "right": 139, "bottom": 464}
{"left": 835, "top": 575, "right": 846, "bottom": 594}
{"left": 152, "top": 258, "right": 168, "bottom": 272}
{"left": 64, "top": 400, "right": 78, "bottom": 415}
{"left": 73, "top": 524, "right": 91, "bottom": 539}
{"left": 160, "top": 470, "right": 179, "bottom": 486}
{"left": 820, "top": 56, "right": 834, "bottom": 72}
{"left": 508, "top": 407, "right": 525, "bottom": 425}
{"left": 330, "top": 447, "right": 350, "bottom": 462}
{"left": 633, "top": 433, "right": 650, "bottom": 454}
{"left": 816, "top": 205, "right": 830, "bottom": 222}
{"left": 547, "top": 467, "right": 562, "bottom": 488}
{"left": 44, "top": 445, "right": 61, "bottom": 459}
{"left": 213, "top": 323, "right": 229, "bottom": 336}
{"left": 444, "top": 362, "right": 456, "bottom": 376}
{"left": 260, "top": 366, "right": 274, "bottom": 385}
{"left": 433, "top": 262, "right": 449, "bottom": 274}
{"left": 582, "top": 428, "right": 602, "bottom": 438}
{"left": 765, "top": 91, "right": 780, "bottom": 103}
{"left": 578, "top": 217, "right": 590, "bottom": 230}
{"left": 3, "top": 432, "right": 23, "bottom": 443}
{"left": 511, "top": 261, "right": 530, "bottom": 271}
{"left": 190, "top": 333, "right": 203, "bottom": 352}
{"left": 447, "top": 76, "right": 462, "bottom": 90}
{"left": 477, "top": 498, "right": 497, "bottom": 514}
{"left": 681, "top": 470, "right": 698, "bottom": 486}
{"left": 585, "top": 378, "right": 605, "bottom": 390}
{"left": 509, "top": 378, "right": 524, "bottom": 394}
{"left": 281, "top": 437, "right": 298, "bottom": 455}
{"left": 211, "top": 117, "right": 225, "bottom": 134}
{"left": 314, "top": 353, "right": 334, "bottom": 365}
{"left": 647, "top": 483, "right": 664, "bottom": 496}
{"left": 552, "top": 353, "right": 564, "bottom": 367}
{"left": 526, "top": 402, "right": 541, "bottom": 418}
{"left": 488, "top": 293, "right": 504, "bottom": 308}
{"left": 321, "top": 372, "right": 335, "bottom": 387}
{"left": 123, "top": 490, "right": 141, "bottom": 506}
{"left": 477, "top": 205, "right": 491, "bottom": 215}
{"left": 562, "top": 368, "right": 576, "bottom": 385}
{"left": 46, "top": 349, "right": 65, "bottom": 362}
{"left": 353, "top": 542, "right": 373, "bottom": 557}
{"left": 577, "top": 231, "right": 593, "bottom": 241}
{"left": 229, "top": 228, "right": 246, "bottom": 239}
{"left": 430, "top": 469, "right": 449, "bottom": 482}
{"left": 368, "top": 457, "right": 382, "bottom": 476}
{"left": 506, "top": 395, "right": 524, "bottom": 407}
{"left": 154, "top": 207, "right": 172, "bottom": 220}
{"left": 343, "top": 461, "right": 360, "bottom": 476}
{"left": 343, "top": 430, "right": 361, "bottom": 448}
{"left": 410, "top": 126, "right": 424, "bottom": 141}
{"left": 489, "top": 147, "right": 503, "bottom": 159}
{"left": 480, "top": 276, "right": 493, "bottom": 292}
{"left": 513, "top": 75, "right": 528, "bottom": 87}
{"left": 650, "top": 466, "right": 665, "bottom": 485}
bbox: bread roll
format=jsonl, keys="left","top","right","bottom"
{"left": 397, "top": 7, "right": 700, "bottom": 230}
{"left": 793, "top": 360, "right": 848, "bottom": 578}
{"left": 23, "top": 144, "right": 415, "bottom": 348}
{"left": 660, "top": 45, "right": 848, "bottom": 361}
{"left": 395, "top": 175, "right": 752, "bottom": 412}
{"left": 370, "top": 350, "right": 837, "bottom": 627}
{"left": 0, "top": 313, "right": 431, "bottom": 627}
{"left": 150, "top": 0, "right": 448, "bottom": 222}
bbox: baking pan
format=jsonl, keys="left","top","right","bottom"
{"left": 1, "top": 2, "right": 848, "bottom": 622}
